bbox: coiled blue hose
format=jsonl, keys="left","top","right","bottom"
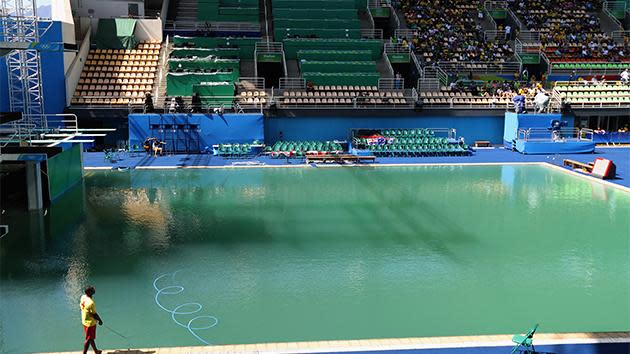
{"left": 153, "top": 271, "right": 219, "bottom": 345}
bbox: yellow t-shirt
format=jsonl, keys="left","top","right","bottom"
{"left": 80, "top": 294, "right": 98, "bottom": 327}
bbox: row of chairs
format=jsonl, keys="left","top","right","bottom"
{"left": 378, "top": 128, "right": 436, "bottom": 137}
{"left": 84, "top": 66, "right": 157, "bottom": 73}
{"left": 88, "top": 53, "right": 159, "bottom": 61}
{"left": 311, "top": 85, "right": 379, "bottom": 92}
{"left": 81, "top": 71, "right": 156, "bottom": 79}
{"left": 284, "top": 91, "right": 405, "bottom": 99}
{"left": 74, "top": 91, "right": 149, "bottom": 98}
{"left": 356, "top": 136, "right": 448, "bottom": 146}
{"left": 239, "top": 91, "right": 267, "bottom": 98}
{"left": 75, "top": 84, "right": 153, "bottom": 92}
{"left": 85, "top": 59, "right": 158, "bottom": 67}
{"left": 554, "top": 84, "right": 630, "bottom": 92}
{"left": 367, "top": 143, "right": 471, "bottom": 157}
{"left": 215, "top": 144, "right": 253, "bottom": 157}
{"left": 280, "top": 97, "right": 408, "bottom": 105}
{"left": 421, "top": 91, "right": 477, "bottom": 98}
{"left": 264, "top": 140, "right": 343, "bottom": 154}
{"left": 238, "top": 97, "right": 267, "bottom": 105}
{"left": 559, "top": 91, "right": 630, "bottom": 98}
{"left": 70, "top": 97, "right": 145, "bottom": 105}
{"left": 78, "top": 78, "right": 155, "bottom": 85}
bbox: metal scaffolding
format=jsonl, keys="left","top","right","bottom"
{"left": 1, "top": 0, "right": 52, "bottom": 128}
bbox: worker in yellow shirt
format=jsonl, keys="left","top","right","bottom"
{"left": 80, "top": 286, "right": 103, "bottom": 354}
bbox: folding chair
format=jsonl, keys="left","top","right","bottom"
{"left": 511, "top": 324, "right": 539, "bottom": 354}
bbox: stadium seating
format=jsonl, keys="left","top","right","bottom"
{"left": 508, "top": 0, "right": 627, "bottom": 61}
{"left": 264, "top": 140, "right": 344, "bottom": 157}
{"left": 554, "top": 81, "right": 630, "bottom": 107}
{"left": 400, "top": 0, "right": 514, "bottom": 63}
{"left": 70, "top": 40, "right": 162, "bottom": 106}
{"left": 353, "top": 128, "right": 472, "bottom": 156}
{"left": 279, "top": 85, "right": 409, "bottom": 107}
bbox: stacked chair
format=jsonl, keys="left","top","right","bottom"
{"left": 264, "top": 140, "right": 344, "bottom": 157}
{"left": 354, "top": 129, "right": 472, "bottom": 157}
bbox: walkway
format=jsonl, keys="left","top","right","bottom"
{"left": 42, "top": 331, "right": 630, "bottom": 354}
{"left": 83, "top": 147, "right": 630, "bottom": 188}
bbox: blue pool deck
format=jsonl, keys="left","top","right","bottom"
{"left": 83, "top": 147, "right": 630, "bottom": 189}
{"left": 45, "top": 331, "right": 630, "bottom": 354}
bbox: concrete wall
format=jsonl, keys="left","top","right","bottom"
{"left": 265, "top": 113, "right": 506, "bottom": 145}
{"left": 70, "top": 0, "right": 145, "bottom": 18}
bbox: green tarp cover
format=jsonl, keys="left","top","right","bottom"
{"left": 275, "top": 28, "right": 362, "bottom": 39}
{"left": 170, "top": 48, "right": 240, "bottom": 59}
{"left": 168, "top": 57, "right": 240, "bottom": 72}
{"left": 95, "top": 18, "right": 138, "bottom": 50}
{"left": 297, "top": 50, "right": 372, "bottom": 61}
{"left": 193, "top": 82, "right": 234, "bottom": 107}
{"left": 272, "top": 8, "right": 357, "bottom": 19}
{"left": 300, "top": 60, "right": 377, "bottom": 73}
{"left": 274, "top": 19, "right": 360, "bottom": 29}
{"left": 167, "top": 72, "right": 240, "bottom": 96}
{"left": 173, "top": 36, "right": 259, "bottom": 48}
{"left": 283, "top": 38, "right": 383, "bottom": 60}
{"left": 272, "top": 0, "right": 365, "bottom": 9}
{"left": 197, "top": 0, "right": 259, "bottom": 21}
{"left": 171, "top": 38, "right": 256, "bottom": 59}
{"left": 302, "top": 72, "right": 380, "bottom": 86}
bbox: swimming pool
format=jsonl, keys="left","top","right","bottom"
{"left": 1, "top": 164, "right": 629, "bottom": 353}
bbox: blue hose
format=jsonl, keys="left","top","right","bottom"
{"left": 152, "top": 271, "right": 219, "bottom": 345}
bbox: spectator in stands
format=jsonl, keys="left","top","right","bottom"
{"left": 621, "top": 69, "right": 629, "bottom": 84}
{"left": 191, "top": 93, "right": 202, "bottom": 113}
{"left": 144, "top": 93, "right": 154, "bottom": 113}
{"left": 152, "top": 140, "right": 164, "bottom": 157}
{"left": 521, "top": 68, "right": 529, "bottom": 82}
{"left": 175, "top": 96, "right": 185, "bottom": 113}
{"left": 169, "top": 98, "right": 178, "bottom": 113}
{"left": 400, "top": 0, "right": 514, "bottom": 63}
{"left": 534, "top": 89, "right": 550, "bottom": 113}
{"left": 306, "top": 81, "right": 314, "bottom": 93}
{"left": 513, "top": 90, "right": 526, "bottom": 114}
{"left": 394, "top": 73, "right": 403, "bottom": 89}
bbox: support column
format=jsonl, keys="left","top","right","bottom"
{"left": 25, "top": 161, "right": 43, "bottom": 210}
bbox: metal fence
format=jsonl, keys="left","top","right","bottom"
{"left": 437, "top": 61, "right": 521, "bottom": 75}
{"left": 518, "top": 128, "right": 593, "bottom": 142}
{"left": 279, "top": 77, "right": 306, "bottom": 90}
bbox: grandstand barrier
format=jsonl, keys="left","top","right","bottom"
{"left": 437, "top": 61, "right": 522, "bottom": 75}
{"left": 170, "top": 47, "right": 241, "bottom": 59}
{"left": 273, "top": 18, "right": 361, "bottom": 30}
{"left": 297, "top": 50, "right": 373, "bottom": 61}
{"left": 301, "top": 72, "right": 380, "bottom": 86}
{"left": 275, "top": 28, "right": 363, "bottom": 40}
{"left": 549, "top": 62, "right": 630, "bottom": 75}
{"left": 168, "top": 57, "right": 240, "bottom": 71}
{"left": 300, "top": 61, "right": 377, "bottom": 73}
{"left": 271, "top": 0, "right": 366, "bottom": 10}
{"left": 265, "top": 114, "right": 506, "bottom": 144}
{"left": 283, "top": 38, "right": 384, "bottom": 60}
{"left": 272, "top": 8, "right": 358, "bottom": 19}
{"left": 128, "top": 113, "right": 264, "bottom": 153}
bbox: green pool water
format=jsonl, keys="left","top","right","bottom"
{"left": 1, "top": 165, "right": 629, "bottom": 353}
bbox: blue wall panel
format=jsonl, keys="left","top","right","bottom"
{"left": 39, "top": 21, "right": 66, "bottom": 114}
{"left": 129, "top": 113, "right": 264, "bottom": 152}
{"left": 0, "top": 60, "right": 8, "bottom": 112}
{"left": 0, "top": 21, "right": 66, "bottom": 114}
{"left": 265, "top": 115, "right": 505, "bottom": 144}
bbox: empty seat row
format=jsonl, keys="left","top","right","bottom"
{"left": 74, "top": 91, "right": 148, "bottom": 98}
{"left": 239, "top": 91, "right": 267, "bottom": 98}
{"left": 78, "top": 78, "right": 154, "bottom": 85}
{"left": 85, "top": 59, "right": 158, "bottom": 67}
{"left": 312, "top": 85, "right": 378, "bottom": 92}
{"left": 81, "top": 72, "right": 156, "bottom": 79}
{"left": 83, "top": 66, "right": 157, "bottom": 73}
{"left": 280, "top": 97, "right": 408, "bottom": 105}
{"left": 87, "top": 54, "right": 159, "bottom": 61}
{"left": 75, "top": 84, "right": 153, "bottom": 92}
{"left": 70, "top": 97, "right": 145, "bottom": 105}
{"left": 284, "top": 91, "right": 405, "bottom": 98}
